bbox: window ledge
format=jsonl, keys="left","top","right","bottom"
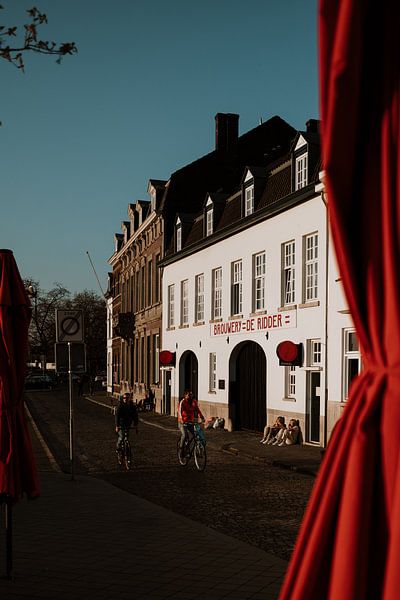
{"left": 192, "top": 321, "right": 205, "bottom": 327}
{"left": 282, "top": 396, "right": 297, "bottom": 402}
{"left": 178, "top": 324, "right": 189, "bottom": 329}
{"left": 208, "top": 390, "right": 217, "bottom": 395}
{"left": 166, "top": 326, "right": 175, "bottom": 331}
{"left": 278, "top": 305, "right": 297, "bottom": 312}
{"left": 250, "top": 310, "right": 268, "bottom": 317}
{"left": 209, "top": 318, "right": 222, "bottom": 323}
{"left": 229, "top": 314, "right": 243, "bottom": 320}
{"left": 299, "top": 301, "right": 320, "bottom": 309}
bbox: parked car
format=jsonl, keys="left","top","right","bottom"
{"left": 94, "top": 374, "right": 107, "bottom": 389}
{"left": 25, "top": 374, "right": 53, "bottom": 390}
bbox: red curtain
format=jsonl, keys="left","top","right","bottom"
{"left": 279, "top": 1, "right": 400, "bottom": 599}
{"left": 0, "top": 250, "right": 40, "bottom": 501}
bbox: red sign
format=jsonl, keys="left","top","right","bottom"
{"left": 276, "top": 341, "right": 303, "bottom": 366}
{"left": 159, "top": 350, "right": 175, "bottom": 366}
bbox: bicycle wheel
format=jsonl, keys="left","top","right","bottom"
{"left": 194, "top": 440, "right": 207, "bottom": 471}
{"left": 177, "top": 438, "right": 189, "bottom": 466}
{"left": 124, "top": 440, "right": 132, "bottom": 470}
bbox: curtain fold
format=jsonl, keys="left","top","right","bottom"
{"left": 279, "top": 1, "right": 400, "bottom": 598}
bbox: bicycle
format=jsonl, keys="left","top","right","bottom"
{"left": 116, "top": 427, "right": 133, "bottom": 470}
{"left": 177, "top": 422, "right": 207, "bottom": 471}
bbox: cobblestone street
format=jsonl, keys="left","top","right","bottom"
{"left": 26, "top": 389, "right": 315, "bottom": 562}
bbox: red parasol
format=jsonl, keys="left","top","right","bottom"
{"left": 279, "top": 1, "right": 400, "bottom": 599}
{"left": 0, "top": 249, "right": 40, "bottom": 577}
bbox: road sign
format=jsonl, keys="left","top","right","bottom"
{"left": 56, "top": 309, "right": 84, "bottom": 342}
{"left": 55, "top": 343, "right": 86, "bottom": 373}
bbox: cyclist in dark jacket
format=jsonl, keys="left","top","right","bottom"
{"left": 115, "top": 392, "right": 138, "bottom": 451}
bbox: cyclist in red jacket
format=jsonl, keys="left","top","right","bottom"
{"left": 178, "top": 390, "right": 204, "bottom": 448}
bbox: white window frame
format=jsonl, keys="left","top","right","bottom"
{"left": 211, "top": 267, "right": 222, "bottom": 320}
{"left": 206, "top": 207, "right": 213, "bottom": 236}
{"left": 282, "top": 241, "right": 296, "bottom": 305}
{"left": 307, "top": 338, "right": 322, "bottom": 367}
{"left": 244, "top": 184, "right": 254, "bottom": 216}
{"left": 231, "top": 260, "right": 243, "bottom": 316}
{"left": 303, "top": 233, "right": 319, "bottom": 302}
{"left": 253, "top": 251, "right": 266, "bottom": 312}
{"left": 180, "top": 279, "right": 189, "bottom": 326}
{"left": 343, "top": 328, "right": 361, "bottom": 401}
{"left": 285, "top": 366, "right": 296, "bottom": 398}
{"left": 295, "top": 154, "right": 308, "bottom": 190}
{"left": 209, "top": 352, "right": 217, "bottom": 392}
{"left": 195, "top": 274, "right": 204, "bottom": 323}
{"left": 167, "top": 284, "right": 175, "bottom": 328}
{"left": 176, "top": 225, "right": 182, "bottom": 252}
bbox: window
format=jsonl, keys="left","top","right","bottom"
{"left": 282, "top": 241, "right": 295, "bottom": 305}
{"left": 195, "top": 274, "right": 204, "bottom": 323}
{"left": 285, "top": 366, "right": 296, "bottom": 398}
{"left": 153, "top": 333, "right": 160, "bottom": 384}
{"left": 209, "top": 352, "right": 217, "bottom": 392}
{"left": 343, "top": 329, "right": 361, "bottom": 401}
{"left": 147, "top": 258, "right": 153, "bottom": 307}
{"left": 231, "top": 260, "right": 243, "bottom": 315}
{"left": 155, "top": 253, "right": 161, "bottom": 303}
{"left": 308, "top": 339, "right": 322, "bottom": 366}
{"left": 253, "top": 252, "right": 266, "bottom": 312}
{"left": 180, "top": 279, "right": 189, "bottom": 325}
{"left": 304, "top": 233, "right": 318, "bottom": 301}
{"left": 167, "top": 284, "right": 175, "bottom": 328}
{"left": 141, "top": 265, "right": 145, "bottom": 310}
{"left": 176, "top": 225, "right": 182, "bottom": 252}
{"left": 211, "top": 267, "right": 222, "bottom": 319}
{"left": 295, "top": 154, "right": 308, "bottom": 190}
{"left": 244, "top": 184, "right": 254, "bottom": 216}
{"left": 206, "top": 207, "right": 213, "bottom": 236}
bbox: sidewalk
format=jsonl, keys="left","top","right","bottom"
{"left": 0, "top": 411, "right": 288, "bottom": 600}
{"left": 86, "top": 392, "right": 322, "bottom": 477}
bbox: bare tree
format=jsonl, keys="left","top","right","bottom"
{"left": 66, "top": 290, "right": 107, "bottom": 375}
{"left": 25, "top": 279, "right": 70, "bottom": 366}
{"left": 0, "top": 5, "right": 77, "bottom": 72}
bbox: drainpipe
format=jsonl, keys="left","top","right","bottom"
{"left": 317, "top": 171, "right": 329, "bottom": 448}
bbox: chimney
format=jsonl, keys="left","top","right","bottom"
{"left": 306, "top": 119, "right": 320, "bottom": 134}
{"left": 215, "top": 113, "right": 239, "bottom": 153}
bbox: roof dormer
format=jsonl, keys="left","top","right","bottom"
{"left": 241, "top": 167, "right": 266, "bottom": 217}
{"left": 121, "top": 221, "right": 130, "bottom": 244}
{"left": 205, "top": 195, "right": 214, "bottom": 237}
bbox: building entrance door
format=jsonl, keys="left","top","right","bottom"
{"left": 163, "top": 370, "right": 171, "bottom": 415}
{"left": 306, "top": 371, "right": 321, "bottom": 443}
{"left": 229, "top": 341, "right": 266, "bottom": 432}
{"left": 179, "top": 351, "right": 198, "bottom": 400}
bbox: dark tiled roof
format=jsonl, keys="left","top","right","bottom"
{"left": 216, "top": 194, "right": 241, "bottom": 231}
{"left": 184, "top": 218, "right": 204, "bottom": 247}
{"left": 161, "top": 115, "right": 297, "bottom": 254}
{"left": 258, "top": 165, "right": 292, "bottom": 210}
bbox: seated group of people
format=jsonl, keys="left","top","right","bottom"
{"left": 260, "top": 416, "right": 302, "bottom": 446}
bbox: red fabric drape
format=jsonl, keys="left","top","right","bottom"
{"left": 279, "top": 1, "right": 400, "bottom": 599}
{"left": 0, "top": 249, "right": 40, "bottom": 502}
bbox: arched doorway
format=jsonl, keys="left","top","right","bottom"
{"left": 179, "top": 350, "right": 198, "bottom": 399}
{"left": 229, "top": 341, "right": 266, "bottom": 431}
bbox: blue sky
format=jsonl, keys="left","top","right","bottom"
{"left": 1, "top": 0, "right": 318, "bottom": 294}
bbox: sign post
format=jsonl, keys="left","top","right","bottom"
{"left": 55, "top": 309, "right": 84, "bottom": 480}
{"left": 68, "top": 342, "right": 74, "bottom": 480}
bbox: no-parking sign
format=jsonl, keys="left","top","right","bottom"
{"left": 56, "top": 309, "right": 84, "bottom": 342}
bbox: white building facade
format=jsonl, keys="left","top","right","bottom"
{"left": 161, "top": 124, "right": 361, "bottom": 445}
